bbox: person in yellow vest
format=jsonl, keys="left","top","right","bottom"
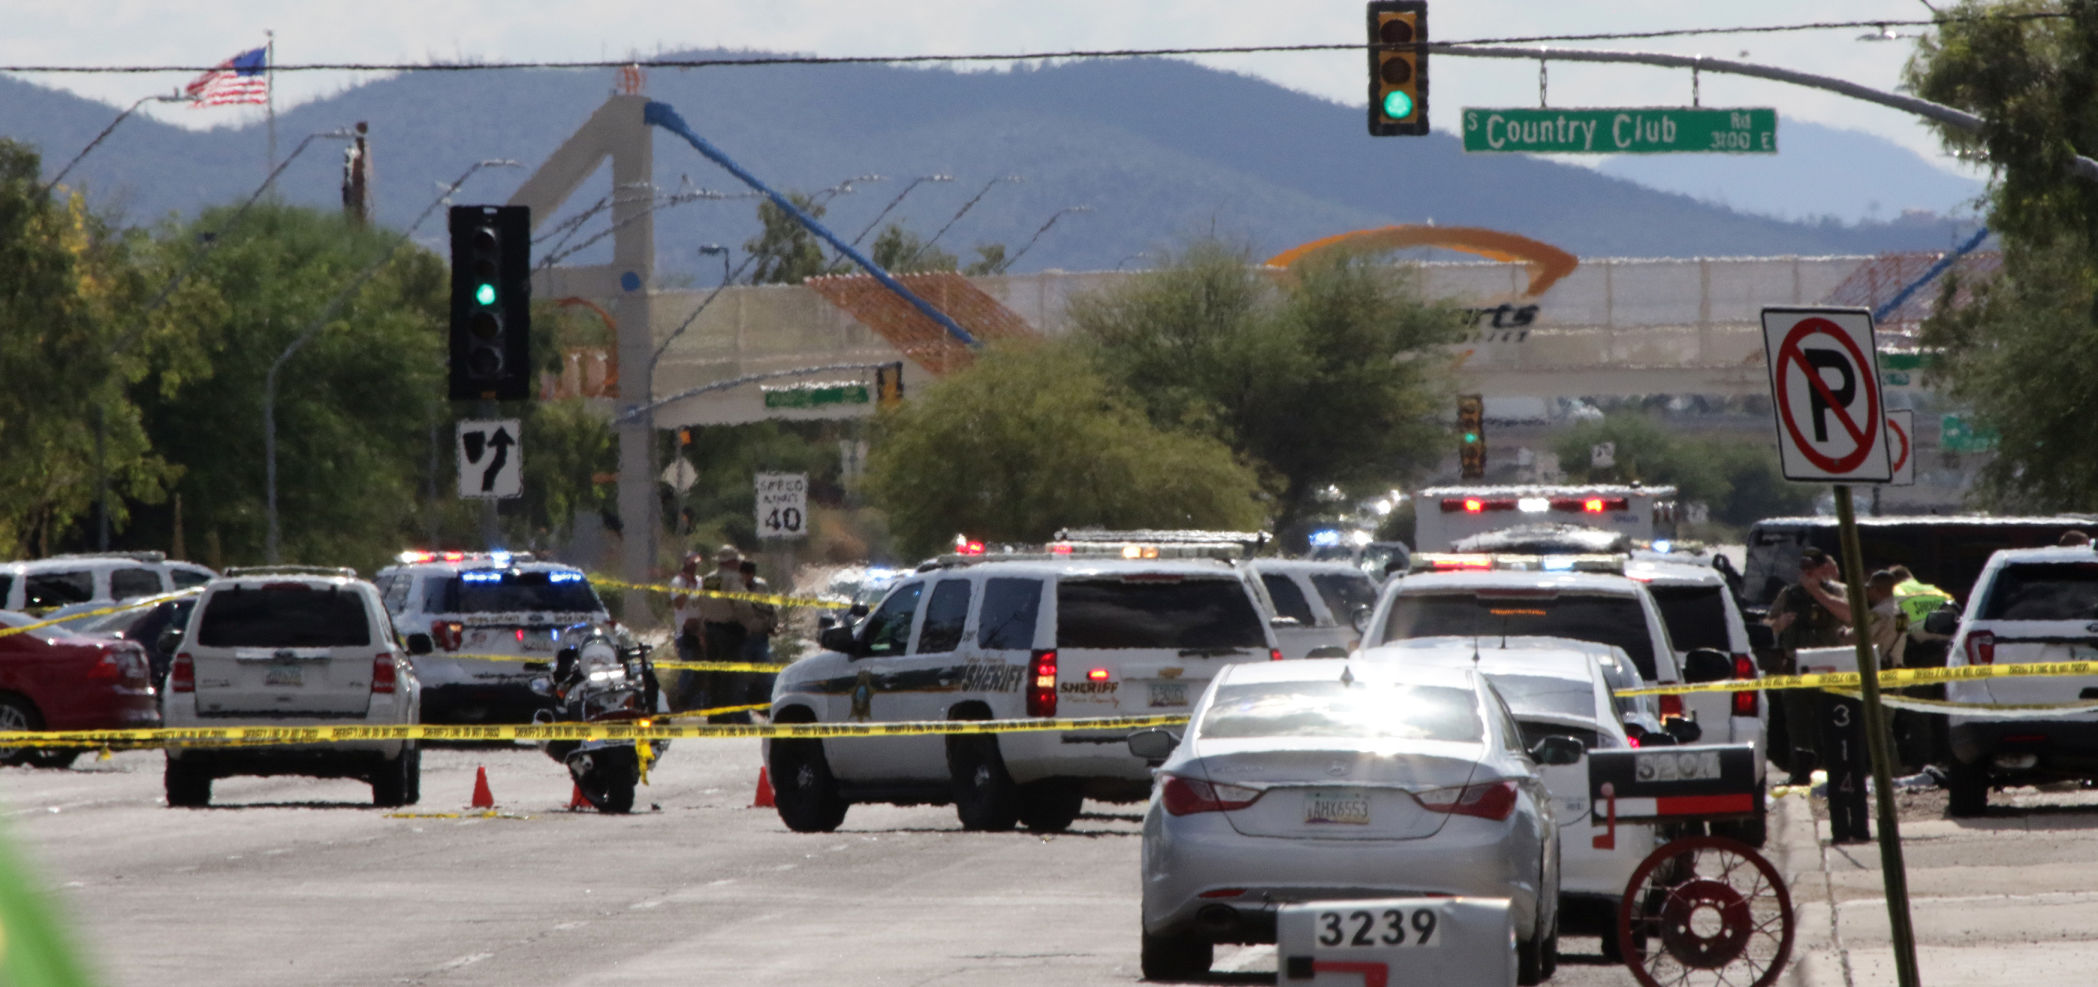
{"left": 1885, "top": 564, "right": 1955, "bottom": 664}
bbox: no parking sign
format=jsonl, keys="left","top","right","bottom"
{"left": 1762, "top": 307, "right": 1892, "bottom": 483}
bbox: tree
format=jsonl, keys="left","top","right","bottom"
{"left": 1905, "top": 3, "right": 2098, "bottom": 507}
{"left": 862, "top": 341, "right": 1267, "bottom": 558}
{"left": 1069, "top": 241, "right": 1466, "bottom": 532}
{"left": 1549, "top": 412, "right": 1813, "bottom": 532}
{"left": 868, "top": 223, "right": 957, "bottom": 274}
{"left": 744, "top": 192, "right": 845, "bottom": 285}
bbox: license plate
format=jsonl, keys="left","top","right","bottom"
{"left": 1313, "top": 905, "right": 1444, "bottom": 948}
{"left": 264, "top": 665, "right": 302, "bottom": 687}
{"left": 1304, "top": 789, "right": 1371, "bottom": 825}
{"left": 521, "top": 631, "right": 557, "bottom": 652}
{"left": 1147, "top": 682, "right": 1188, "bottom": 708}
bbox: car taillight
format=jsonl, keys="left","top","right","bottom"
{"left": 1418, "top": 780, "right": 1519, "bottom": 821}
{"left": 1731, "top": 653, "right": 1759, "bottom": 717}
{"left": 1271, "top": 648, "right": 1284, "bottom": 662}
{"left": 1161, "top": 774, "right": 1263, "bottom": 815}
{"left": 86, "top": 652, "right": 122, "bottom": 683}
{"left": 371, "top": 654, "right": 397, "bottom": 694}
{"left": 1659, "top": 693, "right": 1684, "bottom": 719}
{"left": 431, "top": 620, "right": 463, "bottom": 651}
{"left": 1966, "top": 630, "right": 1995, "bottom": 666}
{"left": 1026, "top": 649, "right": 1057, "bottom": 717}
{"left": 171, "top": 653, "right": 195, "bottom": 693}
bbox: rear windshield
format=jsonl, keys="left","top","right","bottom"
{"left": 1645, "top": 584, "right": 1731, "bottom": 652}
{"left": 1486, "top": 673, "right": 1598, "bottom": 722}
{"left": 1312, "top": 572, "right": 1379, "bottom": 619}
{"left": 1981, "top": 563, "right": 2098, "bottom": 621}
{"left": 1198, "top": 681, "right": 1483, "bottom": 742}
{"left": 424, "top": 570, "right": 603, "bottom": 615}
{"left": 1260, "top": 573, "right": 1316, "bottom": 624}
{"left": 1384, "top": 591, "right": 1663, "bottom": 681}
{"left": 1057, "top": 576, "right": 1265, "bottom": 650}
{"left": 197, "top": 586, "right": 372, "bottom": 647}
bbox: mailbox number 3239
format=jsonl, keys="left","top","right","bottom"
{"left": 1316, "top": 907, "right": 1440, "bottom": 948}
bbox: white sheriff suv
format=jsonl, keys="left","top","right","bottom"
{"left": 373, "top": 551, "right": 607, "bottom": 723}
{"left": 161, "top": 566, "right": 422, "bottom": 808}
{"left": 766, "top": 553, "right": 1284, "bottom": 834}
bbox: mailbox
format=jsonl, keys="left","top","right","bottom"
{"left": 1278, "top": 896, "right": 1515, "bottom": 986}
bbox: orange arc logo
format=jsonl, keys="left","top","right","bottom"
{"left": 1263, "top": 225, "right": 1580, "bottom": 299}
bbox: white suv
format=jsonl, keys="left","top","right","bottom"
{"left": 1943, "top": 545, "right": 2098, "bottom": 816}
{"left": 1245, "top": 559, "right": 1380, "bottom": 658}
{"left": 0, "top": 552, "right": 215, "bottom": 615}
{"left": 161, "top": 567, "right": 421, "bottom": 808}
{"left": 1365, "top": 560, "right": 1768, "bottom": 841}
{"left": 767, "top": 555, "right": 1284, "bottom": 834}
{"left": 373, "top": 552, "right": 606, "bottom": 723}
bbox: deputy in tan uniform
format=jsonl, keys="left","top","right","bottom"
{"left": 697, "top": 545, "right": 757, "bottom": 721}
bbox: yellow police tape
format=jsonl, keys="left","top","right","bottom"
{"left": 659, "top": 703, "right": 770, "bottom": 721}
{"left": 589, "top": 573, "right": 842, "bottom": 610}
{"left": 433, "top": 652, "right": 780, "bottom": 674}
{"left": 0, "top": 586, "right": 202, "bottom": 639}
{"left": 0, "top": 713, "right": 1191, "bottom": 749}
{"left": 1614, "top": 660, "right": 2098, "bottom": 697}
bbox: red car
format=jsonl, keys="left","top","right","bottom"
{"left": 0, "top": 609, "right": 159, "bottom": 768}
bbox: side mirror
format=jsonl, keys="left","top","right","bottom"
{"left": 155, "top": 626, "right": 184, "bottom": 655}
{"left": 1126, "top": 728, "right": 1179, "bottom": 762}
{"left": 529, "top": 676, "right": 555, "bottom": 698}
{"left": 1529, "top": 734, "right": 1584, "bottom": 766}
{"left": 1665, "top": 717, "right": 1703, "bottom": 744}
{"left": 849, "top": 602, "right": 870, "bottom": 619}
{"left": 1270, "top": 615, "right": 1302, "bottom": 629}
{"left": 818, "top": 624, "right": 859, "bottom": 655}
{"left": 405, "top": 633, "right": 434, "bottom": 656}
{"left": 1683, "top": 648, "right": 1734, "bottom": 684}
{"left": 817, "top": 614, "right": 839, "bottom": 631}
{"left": 1350, "top": 605, "right": 1373, "bottom": 634}
{"left": 1923, "top": 608, "right": 1960, "bottom": 637}
{"left": 1745, "top": 623, "right": 1775, "bottom": 652}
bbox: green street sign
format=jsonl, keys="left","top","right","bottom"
{"left": 1461, "top": 107, "right": 1777, "bottom": 154}
{"left": 762, "top": 382, "right": 871, "bottom": 410}
{"left": 1940, "top": 414, "right": 1998, "bottom": 454}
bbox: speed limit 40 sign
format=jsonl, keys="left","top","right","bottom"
{"left": 755, "top": 472, "right": 808, "bottom": 540}
{"left": 1762, "top": 306, "right": 1892, "bottom": 483}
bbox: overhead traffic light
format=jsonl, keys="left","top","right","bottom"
{"left": 876, "top": 361, "right": 905, "bottom": 409}
{"left": 1457, "top": 393, "right": 1485, "bottom": 479}
{"left": 448, "top": 204, "right": 532, "bottom": 401}
{"left": 1368, "top": 1, "right": 1429, "bottom": 137}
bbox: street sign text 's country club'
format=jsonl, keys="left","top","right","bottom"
{"left": 1462, "top": 107, "right": 1777, "bottom": 154}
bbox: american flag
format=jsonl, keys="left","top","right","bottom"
{"left": 185, "top": 47, "right": 269, "bottom": 107}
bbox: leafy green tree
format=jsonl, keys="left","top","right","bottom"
{"left": 0, "top": 139, "right": 202, "bottom": 556}
{"left": 1069, "top": 241, "right": 1466, "bottom": 531}
{"left": 1904, "top": 2, "right": 2098, "bottom": 507}
{"left": 964, "top": 243, "right": 1008, "bottom": 276}
{"left": 123, "top": 204, "right": 448, "bottom": 573}
{"left": 1550, "top": 412, "right": 1812, "bottom": 531}
{"left": 868, "top": 223, "right": 958, "bottom": 274}
{"left": 863, "top": 342, "right": 1267, "bottom": 557}
{"left": 744, "top": 192, "right": 845, "bottom": 285}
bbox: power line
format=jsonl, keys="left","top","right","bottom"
{"left": 0, "top": 14, "right": 2066, "bottom": 77}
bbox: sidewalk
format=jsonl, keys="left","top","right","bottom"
{"left": 1779, "top": 782, "right": 2098, "bottom": 985}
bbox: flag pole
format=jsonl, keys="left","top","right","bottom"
{"left": 265, "top": 29, "right": 277, "bottom": 181}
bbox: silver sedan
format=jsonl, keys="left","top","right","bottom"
{"left": 1133, "top": 659, "right": 1568, "bottom": 984}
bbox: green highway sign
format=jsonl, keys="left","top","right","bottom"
{"left": 762, "top": 381, "right": 871, "bottom": 410}
{"left": 1462, "top": 107, "right": 1777, "bottom": 154}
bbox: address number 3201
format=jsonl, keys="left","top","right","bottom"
{"left": 1315, "top": 907, "right": 1441, "bottom": 948}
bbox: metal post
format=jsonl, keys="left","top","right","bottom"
{"left": 1833, "top": 484, "right": 1922, "bottom": 987}
{"left": 478, "top": 398, "right": 500, "bottom": 549}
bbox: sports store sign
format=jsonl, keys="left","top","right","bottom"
{"left": 1462, "top": 107, "right": 1777, "bottom": 154}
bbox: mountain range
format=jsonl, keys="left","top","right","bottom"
{"left": 2, "top": 51, "right": 1988, "bottom": 281}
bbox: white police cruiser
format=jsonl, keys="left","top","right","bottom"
{"left": 766, "top": 544, "right": 1284, "bottom": 834}
{"left": 373, "top": 551, "right": 607, "bottom": 723}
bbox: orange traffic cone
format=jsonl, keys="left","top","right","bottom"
{"left": 470, "top": 766, "right": 495, "bottom": 809}
{"left": 750, "top": 766, "right": 775, "bottom": 808}
{"left": 568, "top": 783, "right": 588, "bottom": 810}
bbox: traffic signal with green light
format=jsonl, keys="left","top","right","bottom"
{"left": 1457, "top": 393, "right": 1485, "bottom": 479}
{"left": 1368, "top": 1, "right": 1429, "bottom": 137}
{"left": 449, "top": 204, "right": 532, "bottom": 401}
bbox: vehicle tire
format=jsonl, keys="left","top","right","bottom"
{"left": 1712, "top": 805, "right": 1770, "bottom": 848}
{"left": 0, "top": 695, "right": 43, "bottom": 767}
{"left": 164, "top": 757, "right": 211, "bottom": 808}
{"left": 29, "top": 749, "right": 82, "bottom": 770}
{"left": 1538, "top": 910, "right": 1559, "bottom": 980}
{"left": 770, "top": 738, "right": 848, "bottom": 833}
{"left": 371, "top": 749, "right": 416, "bottom": 808}
{"left": 1947, "top": 756, "right": 1988, "bottom": 818}
{"left": 1139, "top": 928, "right": 1211, "bottom": 981}
{"left": 577, "top": 749, "right": 639, "bottom": 814}
{"left": 402, "top": 746, "right": 422, "bottom": 806}
{"left": 1017, "top": 779, "right": 1084, "bottom": 833}
{"left": 1517, "top": 929, "right": 1545, "bottom": 986}
{"left": 950, "top": 734, "right": 1020, "bottom": 832}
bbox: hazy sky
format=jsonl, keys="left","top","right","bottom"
{"left": 6, "top": 1, "right": 1969, "bottom": 173}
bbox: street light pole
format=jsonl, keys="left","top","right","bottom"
{"left": 848, "top": 174, "right": 953, "bottom": 249}
{"left": 1000, "top": 205, "right": 1093, "bottom": 273}
{"left": 262, "top": 159, "right": 520, "bottom": 562}
{"left": 903, "top": 174, "right": 1022, "bottom": 269}
{"left": 41, "top": 91, "right": 191, "bottom": 198}
{"left": 645, "top": 244, "right": 740, "bottom": 528}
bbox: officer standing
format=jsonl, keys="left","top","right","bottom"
{"left": 1766, "top": 548, "right": 1849, "bottom": 785}
{"left": 739, "top": 559, "right": 780, "bottom": 708}
{"left": 697, "top": 545, "right": 755, "bottom": 721}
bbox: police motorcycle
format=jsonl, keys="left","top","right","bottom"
{"left": 531, "top": 622, "right": 663, "bottom": 813}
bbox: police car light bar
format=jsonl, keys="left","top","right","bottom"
{"left": 1440, "top": 496, "right": 1628, "bottom": 514}
{"left": 1411, "top": 552, "right": 1626, "bottom": 575}
{"left": 396, "top": 550, "right": 537, "bottom": 565}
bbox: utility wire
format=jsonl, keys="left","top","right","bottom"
{"left": 0, "top": 14, "right": 2066, "bottom": 77}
